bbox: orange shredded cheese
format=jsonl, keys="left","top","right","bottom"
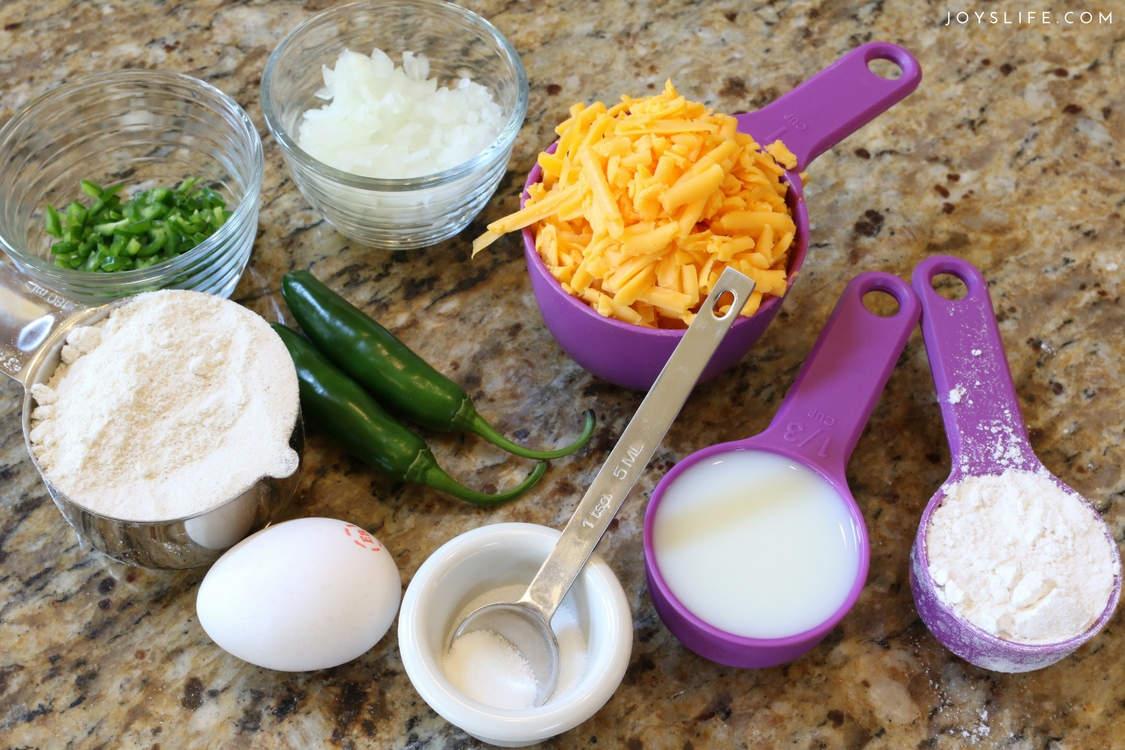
{"left": 472, "top": 80, "right": 801, "bottom": 327}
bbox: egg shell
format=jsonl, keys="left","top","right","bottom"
{"left": 197, "top": 517, "right": 400, "bottom": 671}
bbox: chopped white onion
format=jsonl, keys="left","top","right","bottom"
{"left": 297, "top": 48, "right": 505, "bottom": 179}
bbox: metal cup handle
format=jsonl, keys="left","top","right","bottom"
{"left": 0, "top": 260, "right": 88, "bottom": 388}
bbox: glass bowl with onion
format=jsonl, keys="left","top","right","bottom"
{"left": 260, "top": 0, "right": 529, "bottom": 250}
{"left": 0, "top": 69, "right": 263, "bottom": 305}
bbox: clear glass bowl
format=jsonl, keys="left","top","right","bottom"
{"left": 0, "top": 70, "right": 263, "bottom": 305}
{"left": 260, "top": 0, "right": 529, "bottom": 250}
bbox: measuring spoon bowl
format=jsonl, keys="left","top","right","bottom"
{"left": 524, "top": 43, "right": 922, "bottom": 390}
{"left": 1, "top": 262, "right": 302, "bottom": 569}
{"left": 644, "top": 271, "right": 921, "bottom": 668}
{"left": 909, "top": 256, "right": 1122, "bottom": 671}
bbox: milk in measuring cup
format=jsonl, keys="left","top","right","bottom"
{"left": 651, "top": 449, "right": 862, "bottom": 639}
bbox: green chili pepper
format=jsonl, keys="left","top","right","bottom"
{"left": 43, "top": 177, "right": 231, "bottom": 272}
{"left": 280, "top": 270, "right": 595, "bottom": 461}
{"left": 44, "top": 205, "right": 63, "bottom": 238}
{"left": 271, "top": 323, "right": 546, "bottom": 506}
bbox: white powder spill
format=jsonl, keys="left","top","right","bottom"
{"left": 297, "top": 48, "right": 505, "bottom": 179}
{"left": 948, "top": 385, "right": 966, "bottom": 404}
{"left": 926, "top": 468, "right": 1118, "bottom": 643}
{"left": 442, "top": 583, "right": 587, "bottom": 710}
{"left": 979, "top": 421, "right": 1027, "bottom": 469}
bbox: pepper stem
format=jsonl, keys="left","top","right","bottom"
{"left": 464, "top": 409, "right": 596, "bottom": 460}
{"left": 417, "top": 457, "right": 548, "bottom": 506}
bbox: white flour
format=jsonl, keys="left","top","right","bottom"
{"left": 926, "top": 468, "right": 1118, "bottom": 643}
{"left": 29, "top": 290, "right": 300, "bottom": 522}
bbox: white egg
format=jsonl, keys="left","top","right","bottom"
{"left": 196, "top": 517, "right": 400, "bottom": 671}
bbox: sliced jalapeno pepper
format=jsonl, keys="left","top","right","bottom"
{"left": 280, "top": 270, "right": 595, "bottom": 460}
{"left": 271, "top": 323, "right": 546, "bottom": 506}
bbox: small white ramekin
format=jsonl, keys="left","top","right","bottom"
{"left": 398, "top": 523, "right": 632, "bottom": 747}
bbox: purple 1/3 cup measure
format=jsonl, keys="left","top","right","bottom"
{"left": 523, "top": 43, "right": 922, "bottom": 391}
{"left": 643, "top": 272, "right": 920, "bottom": 668}
{"left": 909, "top": 255, "right": 1122, "bottom": 672}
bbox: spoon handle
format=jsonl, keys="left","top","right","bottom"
{"left": 751, "top": 272, "right": 920, "bottom": 481}
{"left": 522, "top": 268, "right": 757, "bottom": 621}
{"left": 911, "top": 256, "right": 1038, "bottom": 478}
{"left": 735, "top": 42, "right": 922, "bottom": 171}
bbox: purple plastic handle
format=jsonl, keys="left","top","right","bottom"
{"left": 742, "top": 271, "right": 921, "bottom": 483}
{"left": 643, "top": 271, "right": 920, "bottom": 669}
{"left": 910, "top": 256, "right": 1039, "bottom": 479}
{"left": 737, "top": 42, "right": 922, "bottom": 171}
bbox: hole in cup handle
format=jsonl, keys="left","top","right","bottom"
{"left": 866, "top": 58, "right": 903, "bottom": 80}
{"left": 862, "top": 42, "right": 922, "bottom": 81}
{"left": 912, "top": 255, "right": 989, "bottom": 307}
{"left": 852, "top": 272, "right": 919, "bottom": 321}
{"left": 929, "top": 273, "right": 969, "bottom": 301}
{"left": 861, "top": 289, "right": 902, "bottom": 317}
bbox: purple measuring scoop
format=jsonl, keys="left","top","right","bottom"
{"left": 523, "top": 43, "right": 923, "bottom": 391}
{"left": 909, "top": 255, "right": 1122, "bottom": 672}
{"left": 643, "top": 271, "right": 920, "bottom": 668}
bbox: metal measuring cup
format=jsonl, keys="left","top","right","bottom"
{"left": 0, "top": 262, "right": 302, "bottom": 569}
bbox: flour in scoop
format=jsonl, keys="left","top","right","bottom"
{"left": 926, "top": 468, "right": 1118, "bottom": 643}
{"left": 442, "top": 584, "right": 587, "bottom": 710}
{"left": 28, "top": 290, "right": 300, "bottom": 522}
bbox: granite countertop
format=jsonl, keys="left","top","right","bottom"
{"left": 2, "top": 1, "right": 1124, "bottom": 748}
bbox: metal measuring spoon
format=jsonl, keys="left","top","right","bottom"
{"left": 450, "top": 267, "right": 756, "bottom": 706}
{"left": 909, "top": 255, "right": 1122, "bottom": 671}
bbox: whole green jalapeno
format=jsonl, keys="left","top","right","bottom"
{"left": 280, "top": 270, "right": 595, "bottom": 460}
{"left": 271, "top": 323, "right": 546, "bottom": 506}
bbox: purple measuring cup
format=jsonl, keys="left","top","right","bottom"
{"left": 523, "top": 42, "right": 922, "bottom": 391}
{"left": 909, "top": 256, "right": 1122, "bottom": 672}
{"left": 642, "top": 271, "right": 920, "bottom": 668}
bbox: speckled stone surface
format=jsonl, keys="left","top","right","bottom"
{"left": 2, "top": 1, "right": 1124, "bottom": 748}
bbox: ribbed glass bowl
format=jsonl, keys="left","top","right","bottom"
{"left": 260, "top": 0, "right": 528, "bottom": 250}
{"left": 0, "top": 70, "right": 263, "bottom": 305}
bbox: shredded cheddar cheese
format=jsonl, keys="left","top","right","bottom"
{"left": 473, "top": 81, "right": 802, "bottom": 327}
